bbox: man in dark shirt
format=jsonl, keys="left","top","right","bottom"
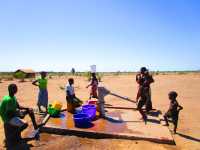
{"left": 164, "top": 91, "right": 183, "bottom": 134}
{"left": 136, "top": 67, "right": 154, "bottom": 122}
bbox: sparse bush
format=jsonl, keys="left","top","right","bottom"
{"left": 58, "top": 74, "right": 62, "bottom": 78}
{"left": 156, "top": 71, "right": 159, "bottom": 75}
{"left": 177, "top": 71, "right": 187, "bottom": 75}
{"left": 14, "top": 71, "right": 26, "bottom": 82}
{"left": 4, "top": 76, "right": 14, "bottom": 81}
{"left": 97, "top": 73, "right": 103, "bottom": 82}
{"left": 0, "top": 73, "right": 14, "bottom": 81}
{"left": 85, "top": 72, "right": 91, "bottom": 81}
{"left": 59, "top": 85, "right": 65, "bottom": 90}
{"left": 152, "top": 71, "right": 160, "bottom": 76}
{"left": 114, "top": 71, "right": 121, "bottom": 76}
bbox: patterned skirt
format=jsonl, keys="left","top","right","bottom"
{"left": 38, "top": 89, "right": 48, "bottom": 108}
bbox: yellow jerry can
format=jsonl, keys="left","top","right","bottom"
{"left": 52, "top": 101, "right": 63, "bottom": 111}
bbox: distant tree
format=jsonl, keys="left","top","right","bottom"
{"left": 15, "top": 71, "right": 26, "bottom": 82}
{"left": 115, "top": 71, "right": 121, "bottom": 76}
{"left": 97, "top": 73, "right": 103, "bottom": 82}
{"left": 155, "top": 71, "right": 160, "bottom": 75}
{"left": 71, "top": 68, "right": 76, "bottom": 75}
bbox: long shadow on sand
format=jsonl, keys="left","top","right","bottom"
{"left": 176, "top": 132, "right": 200, "bottom": 143}
{"left": 146, "top": 118, "right": 160, "bottom": 124}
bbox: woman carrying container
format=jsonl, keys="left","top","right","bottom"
{"left": 86, "top": 73, "right": 99, "bottom": 99}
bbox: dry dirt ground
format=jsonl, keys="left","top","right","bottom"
{"left": 0, "top": 74, "right": 200, "bottom": 150}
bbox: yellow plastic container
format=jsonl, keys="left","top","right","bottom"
{"left": 52, "top": 101, "right": 62, "bottom": 111}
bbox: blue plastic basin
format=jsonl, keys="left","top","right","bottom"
{"left": 82, "top": 104, "right": 96, "bottom": 120}
{"left": 73, "top": 113, "right": 91, "bottom": 128}
{"left": 75, "top": 107, "right": 82, "bottom": 114}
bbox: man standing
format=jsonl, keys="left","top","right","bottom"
{"left": 136, "top": 67, "right": 154, "bottom": 121}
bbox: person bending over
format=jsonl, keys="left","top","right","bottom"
{"left": 66, "top": 78, "right": 83, "bottom": 113}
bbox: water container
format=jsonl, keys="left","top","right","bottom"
{"left": 90, "top": 65, "right": 96, "bottom": 73}
{"left": 75, "top": 107, "right": 82, "bottom": 114}
{"left": 48, "top": 105, "right": 60, "bottom": 117}
{"left": 73, "top": 113, "right": 91, "bottom": 128}
{"left": 52, "top": 101, "right": 62, "bottom": 111}
{"left": 82, "top": 104, "right": 96, "bottom": 120}
{"left": 87, "top": 99, "right": 98, "bottom": 105}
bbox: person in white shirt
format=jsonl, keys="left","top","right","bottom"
{"left": 66, "top": 78, "right": 83, "bottom": 113}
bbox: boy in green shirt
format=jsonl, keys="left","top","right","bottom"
{"left": 0, "top": 84, "right": 43, "bottom": 145}
{"left": 32, "top": 71, "right": 48, "bottom": 113}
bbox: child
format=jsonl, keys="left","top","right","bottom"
{"left": 0, "top": 84, "right": 43, "bottom": 146}
{"left": 32, "top": 71, "right": 48, "bottom": 113}
{"left": 66, "top": 78, "right": 83, "bottom": 113}
{"left": 86, "top": 73, "right": 98, "bottom": 99}
{"left": 164, "top": 91, "right": 183, "bottom": 134}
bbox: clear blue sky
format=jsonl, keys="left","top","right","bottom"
{"left": 0, "top": 0, "right": 199, "bottom": 72}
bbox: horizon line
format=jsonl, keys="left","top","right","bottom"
{"left": 0, "top": 70, "right": 199, "bottom": 73}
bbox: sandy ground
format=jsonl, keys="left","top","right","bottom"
{"left": 0, "top": 74, "right": 200, "bottom": 150}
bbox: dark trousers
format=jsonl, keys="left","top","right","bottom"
{"left": 18, "top": 109, "right": 38, "bottom": 129}
{"left": 137, "top": 87, "right": 153, "bottom": 118}
{"left": 137, "top": 87, "right": 152, "bottom": 112}
{"left": 145, "top": 88, "right": 152, "bottom": 112}
{"left": 137, "top": 99, "right": 147, "bottom": 120}
{"left": 4, "top": 123, "right": 21, "bottom": 145}
{"left": 164, "top": 111, "right": 179, "bottom": 132}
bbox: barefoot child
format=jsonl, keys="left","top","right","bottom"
{"left": 86, "top": 73, "right": 98, "bottom": 99}
{"left": 164, "top": 91, "right": 183, "bottom": 134}
{"left": 66, "top": 78, "right": 83, "bottom": 113}
{"left": 32, "top": 71, "right": 48, "bottom": 113}
{"left": 0, "top": 84, "right": 43, "bottom": 146}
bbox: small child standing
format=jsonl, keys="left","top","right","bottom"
{"left": 86, "top": 73, "right": 98, "bottom": 99}
{"left": 32, "top": 71, "right": 48, "bottom": 113}
{"left": 164, "top": 91, "right": 183, "bottom": 134}
{"left": 66, "top": 78, "right": 83, "bottom": 113}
